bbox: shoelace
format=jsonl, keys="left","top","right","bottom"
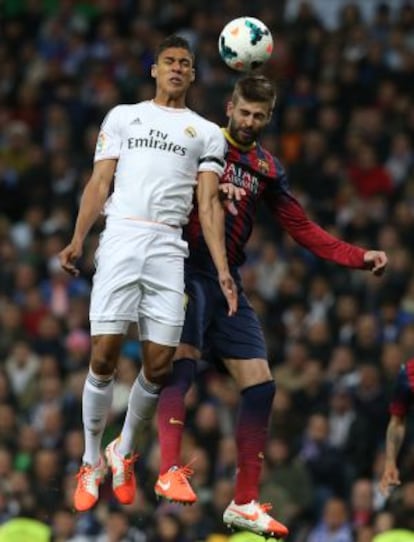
{"left": 120, "top": 454, "right": 138, "bottom": 482}
{"left": 174, "top": 465, "right": 194, "bottom": 485}
{"left": 259, "top": 502, "right": 272, "bottom": 514}
{"left": 77, "top": 465, "right": 97, "bottom": 491}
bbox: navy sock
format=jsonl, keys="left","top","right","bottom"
{"left": 234, "top": 380, "right": 276, "bottom": 504}
{"left": 158, "top": 358, "right": 196, "bottom": 473}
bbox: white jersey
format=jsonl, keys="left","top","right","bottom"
{"left": 94, "top": 100, "right": 225, "bottom": 226}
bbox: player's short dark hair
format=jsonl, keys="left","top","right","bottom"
{"left": 233, "top": 74, "right": 276, "bottom": 107}
{"left": 154, "top": 35, "right": 194, "bottom": 63}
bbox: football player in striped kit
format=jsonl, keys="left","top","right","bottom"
{"left": 155, "top": 74, "right": 387, "bottom": 538}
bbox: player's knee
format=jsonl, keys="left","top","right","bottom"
{"left": 145, "top": 361, "right": 172, "bottom": 385}
{"left": 90, "top": 336, "right": 122, "bottom": 376}
{"left": 142, "top": 343, "right": 176, "bottom": 384}
{"left": 90, "top": 347, "right": 118, "bottom": 376}
{"left": 145, "top": 350, "right": 176, "bottom": 384}
{"left": 90, "top": 356, "right": 117, "bottom": 376}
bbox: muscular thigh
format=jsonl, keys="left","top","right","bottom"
{"left": 223, "top": 357, "right": 272, "bottom": 390}
{"left": 90, "top": 225, "right": 143, "bottom": 323}
{"left": 207, "top": 291, "right": 267, "bottom": 361}
{"left": 91, "top": 221, "right": 188, "bottom": 339}
{"left": 177, "top": 276, "right": 269, "bottom": 385}
{"left": 139, "top": 229, "right": 188, "bottom": 346}
{"left": 179, "top": 271, "right": 217, "bottom": 353}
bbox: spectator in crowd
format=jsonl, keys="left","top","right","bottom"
{"left": 380, "top": 357, "right": 414, "bottom": 497}
{"left": 305, "top": 496, "right": 353, "bottom": 542}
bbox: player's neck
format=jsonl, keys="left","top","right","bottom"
{"left": 152, "top": 92, "right": 187, "bottom": 110}
{"left": 222, "top": 128, "right": 256, "bottom": 151}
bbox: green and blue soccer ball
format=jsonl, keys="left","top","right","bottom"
{"left": 218, "top": 16, "right": 273, "bottom": 72}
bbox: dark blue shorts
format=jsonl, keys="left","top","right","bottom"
{"left": 180, "top": 268, "right": 267, "bottom": 360}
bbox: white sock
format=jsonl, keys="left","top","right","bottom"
{"left": 82, "top": 368, "right": 114, "bottom": 465}
{"left": 118, "top": 370, "right": 161, "bottom": 457}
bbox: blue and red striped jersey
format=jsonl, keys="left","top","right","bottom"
{"left": 185, "top": 130, "right": 366, "bottom": 275}
{"left": 389, "top": 359, "right": 414, "bottom": 417}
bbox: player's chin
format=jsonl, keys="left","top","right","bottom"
{"left": 167, "top": 82, "right": 189, "bottom": 96}
{"left": 237, "top": 130, "right": 255, "bottom": 144}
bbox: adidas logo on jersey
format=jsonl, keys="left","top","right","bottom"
{"left": 130, "top": 117, "right": 142, "bottom": 125}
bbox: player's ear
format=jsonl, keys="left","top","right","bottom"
{"left": 151, "top": 64, "right": 157, "bottom": 79}
{"left": 267, "top": 98, "right": 276, "bottom": 123}
{"left": 266, "top": 107, "right": 274, "bottom": 124}
{"left": 226, "top": 100, "right": 234, "bottom": 118}
{"left": 190, "top": 68, "right": 195, "bottom": 82}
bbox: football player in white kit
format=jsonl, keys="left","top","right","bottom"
{"left": 59, "top": 35, "right": 237, "bottom": 512}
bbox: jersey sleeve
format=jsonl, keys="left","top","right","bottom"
{"left": 389, "top": 362, "right": 414, "bottom": 417}
{"left": 198, "top": 123, "right": 226, "bottom": 177}
{"left": 265, "top": 158, "right": 367, "bottom": 269}
{"left": 94, "top": 106, "right": 122, "bottom": 162}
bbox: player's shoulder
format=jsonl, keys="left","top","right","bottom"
{"left": 118, "top": 101, "right": 151, "bottom": 115}
{"left": 186, "top": 109, "right": 223, "bottom": 136}
{"left": 256, "top": 142, "right": 283, "bottom": 168}
{"left": 101, "top": 102, "right": 147, "bottom": 125}
{"left": 254, "top": 142, "right": 287, "bottom": 180}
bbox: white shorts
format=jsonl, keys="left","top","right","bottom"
{"left": 89, "top": 219, "right": 189, "bottom": 346}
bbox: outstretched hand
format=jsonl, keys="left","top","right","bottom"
{"left": 218, "top": 271, "right": 238, "bottom": 316}
{"left": 219, "top": 183, "right": 246, "bottom": 216}
{"left": 59, "top": 241, "right": 83, "bottom": 277}
{"left": 364, "top": 250, "right": 388, "bottom": 276}
{"left": 379, "top": 463, "right": 401, "bottom": 497}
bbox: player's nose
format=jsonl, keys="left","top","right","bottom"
{"left": 171, "top": 60, "right": 182, "bottom": 72}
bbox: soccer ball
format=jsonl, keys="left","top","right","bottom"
{"left": 218, "top": 16, "right": 273, "bottom": 72}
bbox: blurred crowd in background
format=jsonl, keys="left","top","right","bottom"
{"left": 1, "top": 0, "right": 414, "bottom": 541}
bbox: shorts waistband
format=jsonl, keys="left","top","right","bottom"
{"left": 106, "top": 217, "right": 182, "bottom": 235}
{"left": 126, "top": 217, "right": 180, "bottom": 229}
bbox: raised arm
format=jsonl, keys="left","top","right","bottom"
{"left": 266, "top": 161, "right": 388, "bottom": 273}
{"left": 380, "top": 414, "right": 406, "bottom": 496}
{"left": 275, "top": 195, "right": 387, "bottom": 269}
{"left": 196, "top": 170, "right": 237, "bottom": 315}
{"left": 59, "top": 158, "right": 117, "bottom": 276}
{"left": 280, "top": 202, "right": 388, "bottom": 273}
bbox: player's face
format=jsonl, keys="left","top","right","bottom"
{"left": 151, "top": 47, "right": 195, "bottom": 99}
{"left": 226, "top": 96, "right": 272, "bottom": 145}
